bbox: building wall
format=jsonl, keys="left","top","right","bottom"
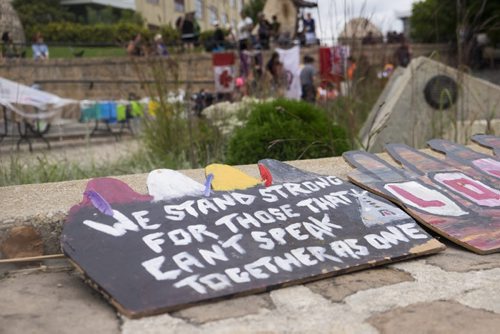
{"left": 135, "top": 0, "right": 245, "bottom": 31}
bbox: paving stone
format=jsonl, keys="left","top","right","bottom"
{"left": 425, "top": 244, "right": 500, "bottom": 272}
{"left": 455, "top": 279, "right": 500, "bottom": 314}
{"left": 306, "top": 268, "right": 414, "bottom": 302}
{"left": 367, "top": 300, "right": 500, "bottom": 334}
{"left": 0, "top": 270, "right": 120, "bottom": 334}
{"left": 171, "top": 293, "right": 275, "bottom": 324}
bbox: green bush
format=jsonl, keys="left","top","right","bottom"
{"left": 225, "top": 99, "right": 350, "bottom": 165}
{"left": 27, "top": 22, "right": 179, "bottom": 45}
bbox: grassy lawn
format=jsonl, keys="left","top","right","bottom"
{"left": 23, "top": 46, "right": 127, "bottom": 59}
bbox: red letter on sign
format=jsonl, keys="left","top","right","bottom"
{"left": 387, "top": 185, "right": 445, "bottom": 208}
{"left": 434, "top": 172, "right": 500, "bottom": 207}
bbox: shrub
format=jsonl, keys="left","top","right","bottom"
{"left": 27, "top": 22, "right": 179, "bottom": 45}
{"left": 225, "top": 99, "right": 350, "bottom": 165}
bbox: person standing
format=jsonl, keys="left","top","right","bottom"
{"left": 237, "top": 11, "right": 254, "bottom": 77}
{"left": 266, "top": 51, "right": 284, "bottom": 94}
{"left": 181, "top": 12, "right": 196, "bottom": 50}
{"left": 270, "top": 15, "right": 281, "bottom": 42}
{"left": 300, "top": 55, "right": 317, "bottom": 103}
{"left": 257, "top": 13, "right": 271, "bottom": 50}
{"left": 302, "top": 13, "right": 316, "bottom": 46}
{"left": 212, "top": 21, "right": 225, "bottom": 51}
{"left": 237, "top": 11, "right": 253, "bottom": 51}
{"left": 394, "top": 38, "right": 411, "bottom": 67}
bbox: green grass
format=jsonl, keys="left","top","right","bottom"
{"left": 23, "top": 46, "right": 126, "bottom": 59}
{"left": 0, "top": 149, "right": 159, "bottom": 187}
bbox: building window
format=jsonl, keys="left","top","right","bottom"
{"left": 222, "top": 13, "right": 228, "bottom": 25}
{"left": 230, "top": 0, "right": 235, "bottom": 8}
{"left": 174, "top": 0, "right": 185, "bottom": 12}
{"left": 146, "top": 0, "right": 159, "bottom": 4}
{"left": 237, "top": 0, "right": 243, "bottom": 12}
{"left": 195, "top": 0, "right": 204, "bottom": 20}
{"left": 209, "top": 6, "right": 218, "bottom": 24}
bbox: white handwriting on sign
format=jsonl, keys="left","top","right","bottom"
{"left": 141, "top": 223, "right": 427, "bottom": 294}
{"left": 78, "top": 176, "right": 426, "bottom": 298}
{"left": 82, "top": 177, "right": 344, "bottom": 237}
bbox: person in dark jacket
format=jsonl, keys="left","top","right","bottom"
{"left": 181, "top": 12, "right": 196, "bottom": 50}
{"left": 212, "top": 20, "right": 225, "bottom": 51}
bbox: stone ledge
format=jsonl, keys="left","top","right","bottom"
{"left": 0, "top": 145, "right": 492, "bottom": 259}
{"left": 0, "top": 156, "right": 349, "bottom": 258}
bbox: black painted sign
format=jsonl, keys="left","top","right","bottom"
{"left": 62, "top": 174, "right": 443, "bottom": 318}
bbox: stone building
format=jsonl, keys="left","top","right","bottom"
{"left": 338, "top": 18, "right": 383, "bottom": 44}
{"left": 60, "top": 0, "right": 245, "bottom": 31}
{"left": 0, "top": 0, "right": 25, "bottom": 43}
{"left": 135, "top": 0, "right": 246, "bottom": 31}
{"left": 261, "top": 0, "right": 317, "bottom": 38}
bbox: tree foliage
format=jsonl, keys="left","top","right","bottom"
{"left": 242, "top": 0, "right": 267, "bottom": 22}
{"left": 12, "top": 0, "right": 75, "bottom": 37}
{"left": 13, "top": 0, "right": 144, "bottom": 41}
{"left": 84, "top": 6, "right": 143, "bottom": 25}
{"left": 410, "top": 0, "right": 500, "bottom": 44}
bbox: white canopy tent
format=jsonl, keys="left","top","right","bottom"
{"left": 0, "top": 77, "right": 77, "bottom": 119}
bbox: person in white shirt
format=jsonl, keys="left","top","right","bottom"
{"left": 237, "top": 11, "right": 253, "bottom": 50}
{"left": 237, "top": 11, "right": 254, "bottom": 78}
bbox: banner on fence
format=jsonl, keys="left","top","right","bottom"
{"left": 277, "top": 46, "right": 301, "bottom": 100}
{"left": 213, "top": 53, "right": 236, "bottom": 93}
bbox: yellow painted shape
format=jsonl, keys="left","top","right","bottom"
{"left": 205, "top": 164, "right": 261, "bottom": 191}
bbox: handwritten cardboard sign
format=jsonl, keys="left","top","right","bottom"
{"left": 344, "top": 141, "right": 500, "bottom": 254}
{"left": 62, "top": 171, "right": 443, "bottom": 318}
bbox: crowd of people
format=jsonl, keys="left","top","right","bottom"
{"left": 1, "top": 11, "right": 413, "bottom": 107}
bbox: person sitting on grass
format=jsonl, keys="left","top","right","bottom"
{"left": 154, "top": 34, "right": 169, "bottom": 57}
{"left": 1, "top": 31, "right": 21, "bottom": 58}
{"left": 127, "top": 33, "right": 144, "bottom": 57}
{"left": 32, "top": 33, "right": 49, "bottom": 60}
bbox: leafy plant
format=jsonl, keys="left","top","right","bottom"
{"left": 136, "top": 57, "right": 227, "bottom": 169}
{"left": 0, "top": 150, "right": 158, "bottom": 187}
{"left": 225, "top": 99, "right": 350, "bottom": 165}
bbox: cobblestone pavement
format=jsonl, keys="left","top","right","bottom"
{"left": 1, "top": 243, "right": 499, "bottom": 334}
{"left": 1, "top": 153, "right": 499, "bottom": 333}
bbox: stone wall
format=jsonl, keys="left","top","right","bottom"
{"left": 0, "top": 44, "right": 451, "bottom": 101}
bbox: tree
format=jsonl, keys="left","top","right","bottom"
{"left": 242, "top": 0, "right": 267, "bottom": 22}
{"left": 12, "top": 0, "right": 74, "bottom": 38}
{"left": 411, "top": 0, "right": 500, "bottom": 44}
{"left": 410, "top": 0, "right": 456, "bottom": 43}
